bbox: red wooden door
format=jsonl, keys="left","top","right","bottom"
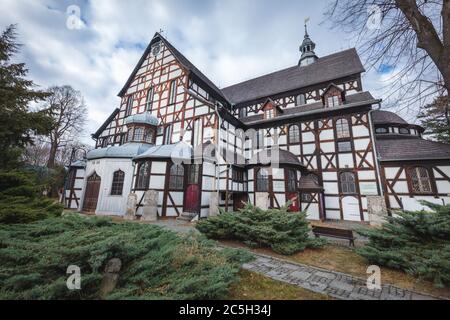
{"left": 287, "top": 192, "right": 300, "bottom": 212}
{"left": 185, "top": 184, "right": 200, "bottom": 213}
{"left": 83, "top": 172, "right": 101, "bottom": 213}
{"left": 184, "top": 165, "right": 201, "bottom": 213}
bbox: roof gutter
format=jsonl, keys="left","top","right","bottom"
{"left": 368, "top": 102, "right": 384, "bottom": 198}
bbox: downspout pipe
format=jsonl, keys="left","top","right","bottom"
{"left": 368, "top": 102, "right": 384, "bottom": 197}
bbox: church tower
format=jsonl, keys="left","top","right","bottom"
{"left": 299, "top": 20, "right": 318, "bottom": 66}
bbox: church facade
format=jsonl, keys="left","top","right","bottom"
{"left": 64, "top": 29, "right": 450, "bottom": 223}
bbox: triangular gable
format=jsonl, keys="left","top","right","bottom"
{"left": 117, "top": 33, "right": 230, "bottom": 106}
{"left": 259, "top": 98, "right": 284, "bottom": 114}
{"left": 322, "top": 83, "right": 343, "bottom": 96}
{"left": 321, "top": 83, "right": 346, "bottom": 105}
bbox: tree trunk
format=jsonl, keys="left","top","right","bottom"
{"left": 47, "top": 140, "right": 58, "bottom": 169}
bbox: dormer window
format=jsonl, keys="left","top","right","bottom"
{"left": 322, "top": 83, "right": 345, "bottom": 108}
{"left": 327, "top": 95, "right": 340, "bottom": 107}
{"left": 265, "top": 108, "right": 275, "bottom": 119}
{"left": 261, "top": 99, "right": 282, "bottom": 120}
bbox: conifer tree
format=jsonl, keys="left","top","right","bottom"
{"left": 417, "top": 96, "right": 450, "bottom": 143}
{"left": 357, "top": 202, "right": 450, "bottom": 287}
{"left": 0, "top": 25, "right": 52, "bottom": 169}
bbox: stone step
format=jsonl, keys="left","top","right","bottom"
{"left": 177, "top": 213, "right": 197, "bottom": 222}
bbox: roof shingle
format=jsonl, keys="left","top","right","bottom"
{"left": 376, "top": 137, "right": 450, "bottom": 161}
{"left": 222, "top": 48, "right": 365, "bottom": 105}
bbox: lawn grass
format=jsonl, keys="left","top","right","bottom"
{"left": 221, "top": 240, "right": 450, "bottom": 299}
{"left": 229, "top": 270, "right": 331, "bottom": 300}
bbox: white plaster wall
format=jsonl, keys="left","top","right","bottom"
{"left": 83, "top": 158, "right": 135, "bottom": 216}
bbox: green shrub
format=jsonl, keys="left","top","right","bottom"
{"left": 0, "top": 170, "right": 63, "bottom": 224}
{"left": 0, "top": 215, "right": 253, "bottom": 300}
{"left": 196, "top": 203, "right": 325, "bottom": 255}
{"left": 356, "top": 202, "right": 450, "bottom": 287}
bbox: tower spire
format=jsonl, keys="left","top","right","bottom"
{"left": 299, "top": 17, "right": 318, "bottom": 67}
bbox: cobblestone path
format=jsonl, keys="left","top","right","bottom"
{"left": 243, "top": 254, "right": 442, "bottom": 300}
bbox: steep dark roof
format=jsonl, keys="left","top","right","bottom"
{"left": 376, "top": 137, "right": 450, "bottom": 161}
{"left": 372, "top": 110, "right": 408, "bottom": 125}
{"left": 249, "top": 149, "right": 305, "bottom": 168}
{"left": 298, "top": 175, "right": 323, "bottom": 191}
{"left": 222, "top": 48, "right": 365, "bottom": 105}
{"left": 241, "top": 91, "right": 376, "bottom": 124}
{"left": 118, "top": 33, "right": 229, "bottom": 104}
{"left": 92, "top": 108, "right": 120, "bottom": 139}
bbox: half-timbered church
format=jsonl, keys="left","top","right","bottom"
{"left": 65, "top": 27, "right": 450, "bottom": 224}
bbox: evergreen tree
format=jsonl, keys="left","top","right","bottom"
{"left": 0, "top": 25, "right": 52, "bottom": 169}
{"left": 417, "top": 96, "right": 450, "bottom": 143}
{"left": 357, "top": 202, "right": 450, "bottom": 287}
{"left": 196, "top": 203, "right": 325, "bottom": 255}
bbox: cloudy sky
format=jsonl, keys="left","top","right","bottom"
{"left": 1, "top": 0, "right": 398, "bottom": 146}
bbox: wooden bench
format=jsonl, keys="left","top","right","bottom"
{"left": 312, "top": 226, "right": 355, "bottom": 247}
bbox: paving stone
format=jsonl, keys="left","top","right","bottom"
{"left": 290, "top": 270, "right": 312, "bottom": 281}
{"left": 328, "top": 279, "right": 355, "bottom": 292}
{"left": 315, "top": 271, "right": 337, "bottom": 280}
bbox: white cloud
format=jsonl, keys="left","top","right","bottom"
{"left": 1, "top": 0, "right": 392, "bottom": 145}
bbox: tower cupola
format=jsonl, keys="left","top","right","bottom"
{"left": 299, "top": 20, "right": 318, "bottom": 67}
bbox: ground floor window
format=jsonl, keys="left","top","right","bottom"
{"left": 111, "top": 170, "right": 125, "bottom": 195}
{"left": 340, "top": 172, "right": 356, "bottom": 194}
{"left": 256, "top": 168, "right": 269, "bottom": 192}
{"left": 135, "top": 162, "right": 150, "bottom": 190}
{"left": 408, "top": 166, "right": 432, "bottom": 194}
{"left": 169, "top": 164, "right": 184, "bottom": 190}
{"left": 286, "top": 169, "right": 297, "bottom": 192}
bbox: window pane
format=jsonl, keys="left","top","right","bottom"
{"left": 338, "top": 141, "right": 352, "bottom": 152}
{"left": 111, "top": 171, "right": 125, "bottom": 195}
{"left": 136, "top": 162, "right": 150, "bottom": 190}
{"left": 340, "top": 172, "right": 356, "bottom": 194}
{"left": 289, "top": 125, "right": 300, "bottom": 144}
{"left": 257, "top": 169, "right": 269, "bottom": 192}
{"left": 126, "top": 96, "right": 133, "bottom": 116}
{"left": 336, "top": 119, "right": 350, "bottom": 139}
{"left": 145, "top": 88, "right": 154, "bottom": 111}
{"left": 169, "top": 164, "right": 184, "bottom": 190}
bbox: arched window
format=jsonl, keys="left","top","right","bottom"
{"left": 340, "top": 172, "right": 356, "bottom": 194}
{"left": 133, "top": 127, "right": 144, "bottom": 142}
{"left": 286, "top": 169, "right": 297, "bottom": 192}
{"left": 336, "top": 118, "right": 350, "bottom": 139}
{"left": 169, "top": 164, "right": 184, "bottom": 190}
{"left": 111, "top": 170, "right": 125, "bottom": 195}
{"left": 135, "top": 162, "right": 150, "bottom": 190}
{"left": 145, "top": 87, "right": 154, "bottom": 111}
{"left": 125, "top": 96, "right": 133, "bottom": 116}
{"left": 408, "top": 167, "right": 432, "bottom": 194}
{"left": 101, "top": 138, "right": 108, "bottom": 148}
{"left": 296, "top": 94, "right": 306, "bottom": 106}
{"left": 256, "top": 168, "right": 269, "bottom": 192}
{"left": 288, "top": 125, "right": 300, "bottom": 144}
